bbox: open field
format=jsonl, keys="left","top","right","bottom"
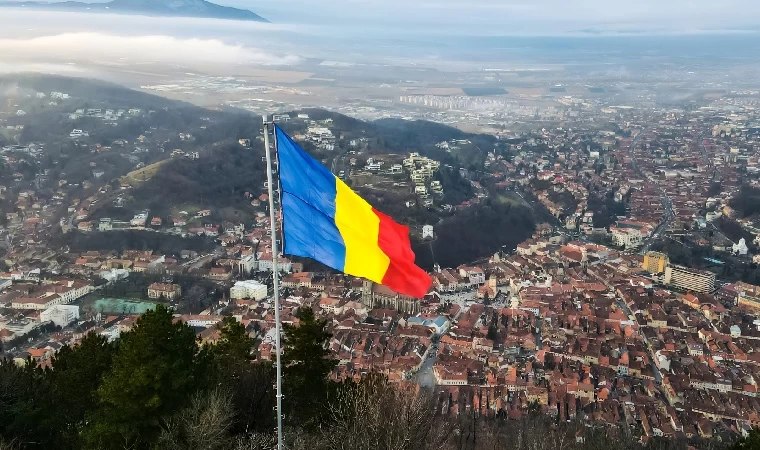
{"left": 120, "top": 159, "right": 169, "bottom": 185}
{"left": 224, "top": 68, "right": 315, "bottom": 83}
{"left": 494, "top": 192, "right": 521, "bottom": 206}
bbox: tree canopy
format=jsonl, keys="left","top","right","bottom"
{"left": 730, "top": 429, "right": 760, "bottom": 450}
{"left": 83, "top": 304, "right": 199, "bottom": 449}
{"left": 282, "top": 307, "right": 337, "bottom": 428}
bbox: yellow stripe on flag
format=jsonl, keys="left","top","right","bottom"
{"left": 334, "top": 178, "right": 390, "bottom": 283}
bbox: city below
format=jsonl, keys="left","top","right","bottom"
{"left": 2, "top": 67, "right": 760, "bottom": 449}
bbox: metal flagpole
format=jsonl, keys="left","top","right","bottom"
{"left": 272, "top": 124, "right": 285, "bottom": 240}
{"left": 271, "top": 126, "right": 288, "bottom": 295}
{"left": 262, "top": 115, "right": 284, "bottom": 450}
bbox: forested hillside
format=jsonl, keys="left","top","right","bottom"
{"left": 1, "top": 74, "right": 533, "bottom": 269}
{"left": 730, "top": 184, "right": 760, "bottom": 218}
{"left": 414, "top": 199, "right": 536, "bottom": 269}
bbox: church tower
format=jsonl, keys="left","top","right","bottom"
{"left": 361, "top": 280, "right": 374, "bottom": 308}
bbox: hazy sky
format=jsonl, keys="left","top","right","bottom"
{"left": 3, "top": 0, "right": 760, "bottom": 34}
{"left": 193, "top": 0, "right": 760, "bottom": 34}
{"left": 1, "top": 0, "right": 759, "bottom": 77}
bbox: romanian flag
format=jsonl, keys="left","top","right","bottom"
{"left": 275, "top": 125, "right": 432, "bottom": 298}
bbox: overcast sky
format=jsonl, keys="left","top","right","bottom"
{"left": 3, "top": 0, "right": 760, "bottom": 34}
{"left": 220, "top": 0, "right": 758, "bottom": 35}
{"left": 1, "top": 0, "right": 758, "bottom": 76}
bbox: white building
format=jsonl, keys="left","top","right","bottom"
{"left": 238, "top": 255, "right": 258, "bottom": 275}
{"left": 230, "top": 280, "right": 268, "bottom": 301}
{"left": 458, "top": 266, "right": 486, "bottom": 286}
{"left": 318, "top": 297, "right": 342, "bottom": 314}
{"left": 433, "top": 365, "right": 467, "bottom": 386}
{"left": 424, "top": 316, "right": 450, "bottom": 335}
{"left": 100, "top": 269, "right": 130, "bottom": 283}
{"left": 422, "top": 225, "right": 434, "bottom": 240}
{"left": 55, "top": 280, "right": 95, "bottom": 304}
{"left": 12, "top": 294, "right": 63, "bottom": 311}
{"left": 611, "top": 227, "right": 645, "bottom": 249}
{"left": 257, "top": 257, "right": 293, "bottom": 273}
{"left": 664, "top": 265, "right": 716, "bottom": 294}
{"left": 12, "top": 279, "right": 94, "bottom": 310}
{"left": 100, "top": 326, "right": 120, "bottom": 342}
{"left": 130, "top": 212, "right": 148, "bottom": 227}
{"left": 307, "top": 126, "right": 333, "bottom": 138}
{"left": 180, "top": 315, "right": 224, "bottom": 328}
{"left": 40, "top": 305, "right": 80, "bottom": 328}
{"left": 655, "top": 351, "right": 671, "bottom": 372}
{"left": 69, "top": 129, "right": 88, "bottom": 138}
{"left": 99, "top": 218, "right": 113, "bottom": 231}
{"left": 733, "top": 238, "right": 749, "bottom": 256}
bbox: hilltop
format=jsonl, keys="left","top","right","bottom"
{"left": 1, "top": 74, "right": 534, "bottom": 268}
{"left": 0, "top": 0, "right": 269, "bottom": 22}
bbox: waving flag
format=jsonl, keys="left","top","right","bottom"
{"left": 275, "top": 125, "right": 431, "bottom": 298}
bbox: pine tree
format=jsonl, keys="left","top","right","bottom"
{"left": 204, "top": 316, "right": 277, "bottom": 435}
{"left": 212, "top": 316, "right": 254, "bottom": 362}
{"left": 0, "top": 359, "right": 56, "bottom": 448}
{"left": 731, "top": 429, "right": 760, "bottom": 450}
{"left": 83, "top": 305, "right": 199, "bottom": 450}
{"left": 282, "top": 307, "right": 337, "bottom": 428}
{"left": 47, "top": 333, "right": 117, "bottom": 449}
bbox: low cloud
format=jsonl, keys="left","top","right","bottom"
{"left": 0, "top": 32, "right": 301, "bottom": 67}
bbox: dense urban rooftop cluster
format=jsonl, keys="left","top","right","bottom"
{"left": 2, "top": 76, "right": 760, "bottom": 446}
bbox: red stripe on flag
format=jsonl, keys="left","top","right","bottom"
{"left": 373, "top": 208, "right": 432, "bottom": 298}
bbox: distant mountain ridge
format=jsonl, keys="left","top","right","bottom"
{"left": 0, "top": 0, "right": 269, "bottom": 22}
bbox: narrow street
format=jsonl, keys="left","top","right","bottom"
{"left": 416, "top": 342, "right": 439, "bottom": 387}
{"left": 698, "top": 135, "right": 720, "bottom": 181}
{"left": 628, "top": 130, "right": 674, "bottom": 254}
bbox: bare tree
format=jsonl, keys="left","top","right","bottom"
{"left": 233, "top": 433, "right": 276, "bottom": 450}
{"left": 318, "top": 373, "right": 453, "bottom": 450}
{"left": 234, "top": 431, "right": 315, "bottom": 450}
{"left": 158, "top": 387, "right": 236, "bottom": 450}
{"left": 0, "top": 438, "right": 19, "bottom": 450}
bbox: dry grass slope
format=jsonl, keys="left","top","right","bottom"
{"left": 121, "top": 159, "right": 170, "bottom": 186}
